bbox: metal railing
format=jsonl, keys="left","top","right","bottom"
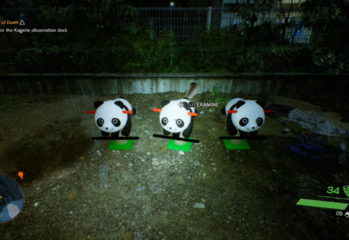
{"left": 0, "top": 7, "right": 312, "bottom": 43}
{"left": 134, "top": 7, "right": 210, "bottom": 39}
{"left": 135, "top": 7, "right": 311, "bottom": 43}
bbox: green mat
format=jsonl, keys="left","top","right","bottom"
{"left": 223, "top": 139, "right": 250, "bottom": 150}
{"left": 167, "top": 139, "right": 193, "bottom": 152}
{"left": 108, "top": 139, "right": 135, "bottom": 150}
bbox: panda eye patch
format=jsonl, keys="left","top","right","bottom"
{"left": 112, "top": 118, "right": 120, "bottom": 127}
{"left": 176, "top": 119, "right": 184, "bottom": 127}
{"left": 161, "top": 117, "right": 168, "bottom": 125}
{"left": 239, "top": 117, "right": 249, "bottom": 126}
{"left": 97, "top": 118, "right": 104, "bottom": 127}
{"left": 256, "top": 117, "right": 264, "bottom": 126}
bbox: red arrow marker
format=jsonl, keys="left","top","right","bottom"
{"left": 85, "top": 110, "right": 96, "bottom": 114}
{"left": 152, "top": 108, "right": 162, "bottom": 112}
{"left": 227, "top": 110, "right": 238, "bottom": 114}
{"left": 122, "top": 110, "right": 133, "bottom": 114}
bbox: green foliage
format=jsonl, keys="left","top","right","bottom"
{"left": 234, "top": 0, "right": 276, "bottom": 28}
{"left": 210, "top": 87, "right": 230, "bottom": 105}
{"left": 241, "top": 46, "right": 312, "bottom": 72}
{"left": 0, "top": 27, "right": 313, "bottom": 73}
{"left": 177, "top": 29, "right": 243, "bottom": 72}
{"left": 121, "top": 30, "right": 176, "bottom": 72}
{"left": 1, "top": 2, "right": 349, "bottom": 73}
{"left": 302, "top": 0, "right": 349, "bottom": 72}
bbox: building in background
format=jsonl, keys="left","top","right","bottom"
{"left": 220, "top": 0, "right": 311, "bottom": 43}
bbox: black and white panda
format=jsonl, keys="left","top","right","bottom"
{"left": 158, "top": 82, "right": 199, "bottom": 139}
{"left": 222, "top": 98, "right": 265, "bottom": 137}
{"left": 94, "top": 98, "right": 136, "bottom": 137}
{"left": 159, "top": 99, "right": 196, "bottom": 138}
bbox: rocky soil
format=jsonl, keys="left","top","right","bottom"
{"left": 0, "top": 92, "right": 348, "bottom": 240}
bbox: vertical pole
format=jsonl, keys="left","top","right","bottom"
{"left": 221, "top": 1, "right": 224, "bottom": 29}
{"left": 207, "top": 6, "right": 212, "bottom": 31}
{"left": 170, "top": 6, "right": 174, "bottom": 66}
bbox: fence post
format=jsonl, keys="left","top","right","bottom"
{"left": 207, "top": 6, "right": 212, "bottom": 31}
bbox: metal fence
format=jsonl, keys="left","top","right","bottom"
{"left": 135, "top": 7, "right": 312, "bottom": 43}
{"left": 0, "top": 7, "right": 312, "bottom": 44}
{"left": 134, "top": 8, "right": 210, "bottom": 40}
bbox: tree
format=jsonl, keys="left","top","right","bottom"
{"left": 302, "top": 0, "right": 349, "bottom": 72}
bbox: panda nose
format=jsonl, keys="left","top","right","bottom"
{"left": 252, "top": 127, "right": 255, "bottom": 130}
{"left": 106, "top": 127, "right": 109, "bottom": 130}
{"left": 169, "top": 127, "right": 172, "bottom": 130}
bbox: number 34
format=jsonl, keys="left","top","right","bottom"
{"left": 327, "top": 186, "right": 340, "bottom": 195}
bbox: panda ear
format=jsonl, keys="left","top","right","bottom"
{"left": 181, "top": 102, "right": 190, "bottom": 111}
{"left": 114, "top": 101, "right": 127, "bottom": 110}
{"left": 256, "top": 100, "right": 265, "bottom": 108}
{"left": 94, "top": 101, "right": 104, "bottom": 109}
{"left": 161, "top": 100, "right": 170, "bottom": 107}
{"left": 234, "top": 100, "right": 246, "bottom": 109}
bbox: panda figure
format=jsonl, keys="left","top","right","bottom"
{"left": 159, "top": 82, "right": 199, "bottom": 139}
{"left": 222, "top": 98, "right": 265, "bottom": 137}
{"left": 94, "top": 98, "right": 136, "bottom": 137}
{"left": 160, "top": 99, "right": 196, "bottom": 138}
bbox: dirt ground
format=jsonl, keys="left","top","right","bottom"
{"left": 0, "top": 92, "right": 349, "bottom": 240}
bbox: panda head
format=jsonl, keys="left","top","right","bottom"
{"left": 159, "top": 100, "right": 192, "bottom": 134}
{"left": 231, "top": 100, "right": 265, "bottom": 133}
{"left": 94, "top": 100, "right": 128, "bottom": 133}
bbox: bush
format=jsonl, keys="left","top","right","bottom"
{"left": 1, "top": 31, "right": 313, "bottom": 73}
{"left": 1, "top": 1, "right": 348, "bottom": 73}
{"left": 302, "top": 0, "right": 349, "bottom": 73}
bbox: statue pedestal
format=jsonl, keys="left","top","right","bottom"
{"left": 223, "top": 138, "right": 250, "bottom": 150}
{"left": 108, "top": 139, "right": 135, "bottom": 150}
{"left": 174, "top": 140, "right": 187, "bottom": 145}
{"left": 167, "top": 139, "right": 193, "bottom": 152}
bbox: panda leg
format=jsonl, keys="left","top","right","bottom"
{"left": 182, "top": 118, "right": 193, "bottom": 138}
{"left": 227, "top": 115, "right": 237, "bottom": 136}
{"left": 249, "top": 131, "right": 258, "bottom": 137}
{"left": 239, "top": 131, "right": 248, "bottom": 138}
{"left": 173, "top": 133, "right": 180, "bottom": 139}
{"left": 163, "top": 129, "right": 171, "bottom": 136}
{"left": 101, "top": 131, "right": 109, "bottom": 137}
{"left": 121, "top": 115, "right": 132, "bottom": 137}
{"left": 111, "top": 131, "right": 119, "bottom": 138}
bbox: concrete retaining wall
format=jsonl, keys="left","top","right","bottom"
{"left": 0, "top": 73, "right": 348, "bottom": 96}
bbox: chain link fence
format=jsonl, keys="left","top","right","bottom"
{"left": 135, "top": 7, "right": 311, "bottom": 43}
{"left": 0, "top": 6, "right": 311, "bottom": 43}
